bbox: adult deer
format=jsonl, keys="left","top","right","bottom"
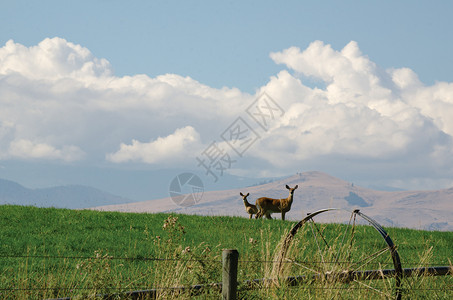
{"left": 240, "top": 192, "right": 258, "bottom": 219}
{"left": 255, "top": 185, "right": 298, "bottom": 220}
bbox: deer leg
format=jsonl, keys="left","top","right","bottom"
{"left": 249, "top": 214, "right": 252, "bottom": 219}
{"left": 255, "top": 211, "right": 261, "bottom": 219}
{"left": 266, "top": 212, "right": 272, "bottom": 219}
{"left": 281, "top": 212, "right": 285, "bottom": 221}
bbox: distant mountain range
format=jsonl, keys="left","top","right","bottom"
{"left": 0, "top": 178, "right": 132, "bottom": 209}
{"left": 0, "top": 162, "right": 276, "bottom": 202}
{"left": 92, "top": 171, "right": 453, "bottom": 231}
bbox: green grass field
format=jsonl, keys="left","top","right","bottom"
{"left": 0, "top": 205, "right": 451, "bottom": 299}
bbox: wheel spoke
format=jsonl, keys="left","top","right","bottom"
{"left": 353, "top": 279, "right": 393, "bottom": 298}
{"left": 311, "top": 219, "right": 330, "bottom": 249}
{"left": 309, "top": 220, "right": 326, "bottom": 270}
{"left": 350, "top": 247, "right": 390, "bottom": 272}
{"left": 333, "top": 211, "right": 355, "bottom": 270}
{"left": 290, "top": 259, "right": 323, "bottom": 276}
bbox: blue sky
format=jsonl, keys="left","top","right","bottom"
{"left": 1, "top": 1, "right": 453, "bottom": 197}
{"left": 2, "top": 1, "right": 452, "bottom": 92}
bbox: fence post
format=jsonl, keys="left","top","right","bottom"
{"left": 222, "top": 249, "right": 239, "bottom": 300}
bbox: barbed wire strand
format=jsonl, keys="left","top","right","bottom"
{"left": 2, "top": 285, "right": 451, "bottom": 293}
{"left": 0, "top": 254, "right": 221, "bottom": 263}
{"left": 1, "top": 254, "right": 450, "bottom": 267}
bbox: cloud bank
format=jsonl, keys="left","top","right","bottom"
{"left": 1, "top": 38, "right": 452, "bottom": 189}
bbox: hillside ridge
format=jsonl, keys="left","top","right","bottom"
{"left": 92, "top": 171, "right": 453, "bottom": 231}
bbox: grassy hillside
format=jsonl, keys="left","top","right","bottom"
{"left": 0, "top": 205, "right": 451, "bottom": 299}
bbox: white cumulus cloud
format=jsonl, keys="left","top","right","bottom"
{"left": 106, "top": 126, "right": 201, "bottom": 164}
{"left": 8, "top": 139, "right": 84, "bottom": 161}
{"left": 0, "top": 38, "right": 112, "bottom": 80}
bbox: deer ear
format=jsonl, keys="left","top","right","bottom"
{"left": 240, "top": 192, "right": 244, "bottom": 196}
{"left": 246, "top": 193, "right": 250, "bottom": 197}
{"left": 286, "top": 184, "right": 290, "bottom": 189}
{"left": 295, "top": 185, "right": 298, "bottom": 189}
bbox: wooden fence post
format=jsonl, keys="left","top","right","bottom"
{"left": 222, "top": 249, "right": 239, "bottom": 300}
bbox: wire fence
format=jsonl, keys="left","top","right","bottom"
{"left": 1, "top": 252, "right": 451, "bottom": 299}
{"left": 1, "top": 253, "right": 451, "bottom": 267}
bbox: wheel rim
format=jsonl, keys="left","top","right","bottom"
{"left": 273, "top": 208, "right": 403, "bottom": 299}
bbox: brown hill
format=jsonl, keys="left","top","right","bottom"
{"left": 91, "top": 171, "right": 453, "bottom": 231}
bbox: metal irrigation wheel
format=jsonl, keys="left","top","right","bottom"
{"left": 273, "top": 208, "right": 403, "bottom": 299}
